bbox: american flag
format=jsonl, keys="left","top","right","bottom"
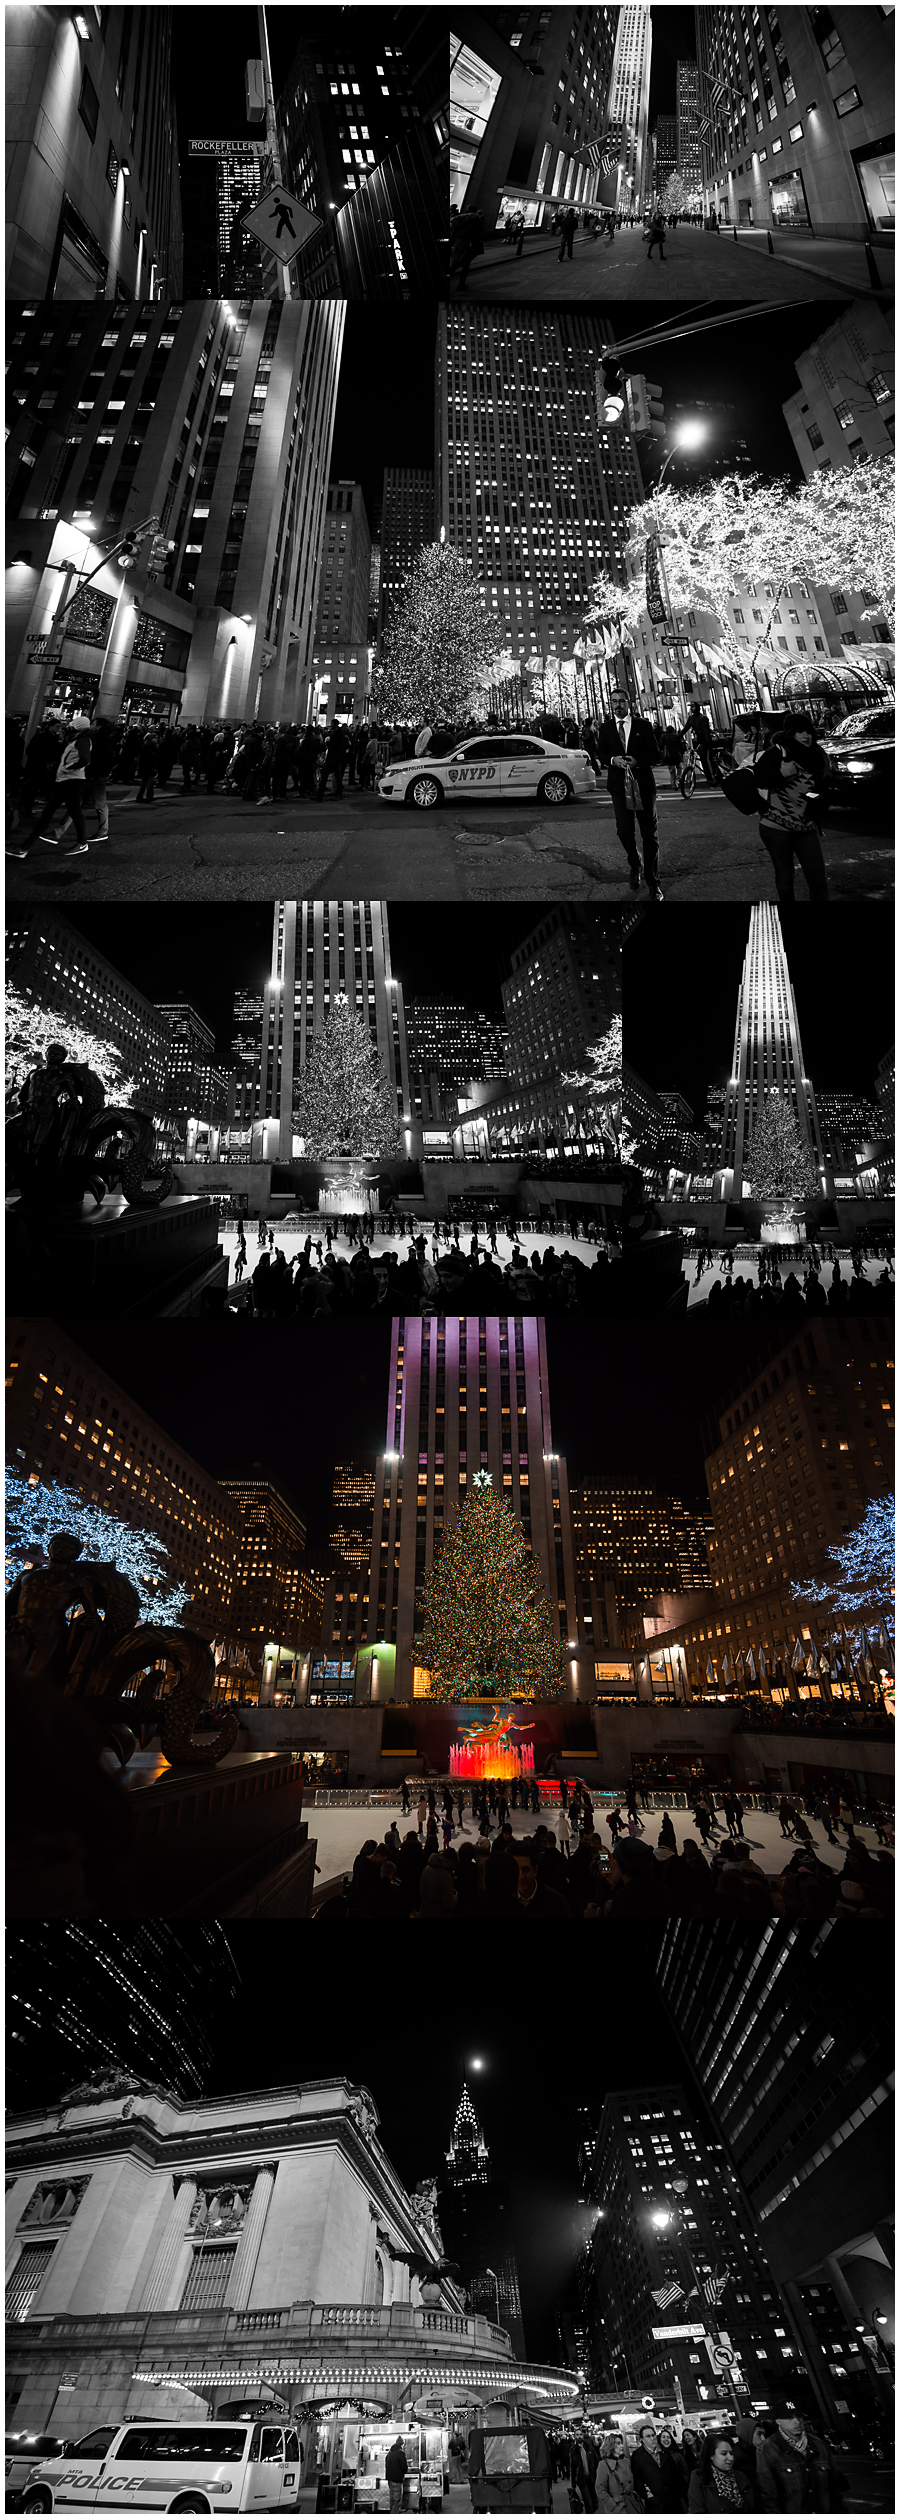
{"left": 703, "top": 2273, "right": 730, "bottom": 2306}
{"left": 650, "top": 2282, "right": 684, "bottom": 2312}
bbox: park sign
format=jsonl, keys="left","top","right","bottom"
{"left": 241, "top": 185, "right": 322, "bottom": 262}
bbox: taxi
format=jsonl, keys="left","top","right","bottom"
{"left": 377, "top": 732, "right": 597, "bottom": 810}
{"left": 20, "top": 2418, "right": 303, "bottom": 2514}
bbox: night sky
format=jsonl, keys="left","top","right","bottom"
{"left": 332, "top": 308, "right": 435, "bottom": 523}
{"left": 47, "top": 1315, "right": 781, "bottom": 1546}
{"left": 51, "top": 906, "right": 580, "bottom": 1056}
{"left": 625, "top": 907, "right": 894, "bottom": 1115}
{"left": 172, "top": 8, "right": 324, "bottom": 164}
{"left": 648, "top": 5, "right": 697, "bottom": 118}
{"left": 609, "top": 300, "right": 852, "bottom": 484}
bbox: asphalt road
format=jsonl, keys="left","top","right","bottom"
{"left": 455, "top": 222, "right": 894, "bottom": 302}
{"left": 7, "top": 788, "right": 890, "bottom": 903}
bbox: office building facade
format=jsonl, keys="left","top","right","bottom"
{"left": 437, "top": 308, "right": 643, "bottom": 662}
{"left": 782, "top": 301, "right": 896, "bottom": 476}
{"left": 578, "top": 2081, "right": 793, "bottom": 2409}
{"left": 154, "top": 1002, "right": 232, "bottom": 1139}
{"left": 6, "top": 1320, "right": 243, "bottom": 1642}
{"left": 378, "top": 467, "right": 436, "bottom": 640}
{"left": 404, "top": 1002, "right": 507, "bottom": 1091}
{"left": 657, "top": 1922, "right": 894, "bottom": 2426}
{"left": 6, "top": 912, "right": 171, "bottom": 1116}
{"left": 606, "top": 3, "right": 652, "bottom": 212}
{"left": 718, "top": 906, "right": 826, "bottom": 1204}
{"left": 182, "top": 141, "right": 267, "bottom": 296}
{"left": 450, "top": 10, "right": 619, "bottom": 225}
{"left": 366, "top": 1316, "right": 579, "bottom": 1700}
{"left": 7, "top": 4, "right": 182, "bottom": 300}
{"left": 329, "top": 1462, "right": 377, "bottom": 1571}
{"left": 695, "top": 6, "right": 894, "bottom": 237}
{"left": 316, "top": 483, "right": 372, "bottom": 645}
{"left": 258, "top": 901, "right": 410, "bottom": 1163}
{"left": 651, "top": 113, "right": 678, "bottom": 196}
{"left": 571, "top": 1481, "right": 712, "bottom": 1614}
{"left": 276, "top": 12, "right": 447, "bottom": 296}
{"left": 7, "top": 1926, "right": 240, "bottom": 2114}
{"left": 6, "top": 299, "right": 344, "bottom": 730}
{"left": 438, "top": 2085, "right": 526, "bottom": 2359}
{"left": 489, "top": 911, "right": 621, "bottom": 1149}
{"left": 217, "top": 1475, "right": 323, "bottom": 1689}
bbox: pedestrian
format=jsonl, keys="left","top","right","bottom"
{"left": 755, "top": 2406, "right": 844, "bottom": 2512}
{"left": 596, "top": 690, "right": 663, "bottom": 899}
{"left": 557, "top": 204, "right": 578, "bottom": 262}
{"left": 646, "top": 203, "right": 667, "bottom": 260}
{"left": 557, "top": 1803, "right": 572, "bottom": 1859}
{"left": 400, "top": 1778, "right": 410, "bottom": 1816}
{"left": 416, "top": 1794, "right": 427, "bottom": 1839}
{"left": 384, "top": 2437, "right": 409, "bottom": 2512}
{"left": 83, "top": 712, "right": 118, "bottom": 843}
{"left": 659, "top": 1809, "right": 678, "bottom": 1853}
{"left": 632, "top": 2423, "right": 681, "bottom": 2513}
{"left": 134, "top": 724, "right": 159, "bottom": 803}
{"left": 449, "top": 202, "right": 484, "bottom": 289}
{"left": 655, "top": 2428, "right": 689, "bottom": 2512}
{"left": 318, "top": 718, "right": 349, "bottom": 799}
{"left": 608, "top": 1806, "right": 623, "bottom": 1843}
{"left": 594, "top": 2433, "right": 641, "bottom": 2514}
{"left": 14, "top": 716, "right": 93, "bottom": 859}
{"left": 688, "top": 2433, "right": 754, "bottom": 2512}
{"left": 778, "top": 1794, "right": 796, "bottom": 1838}
{"left": 752, "top": 714, "right": 830, "bottom": 901}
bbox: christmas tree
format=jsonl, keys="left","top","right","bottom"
{"left": 292, "top": 993, "right": 401, "bottom": 1158}
{"left": 420, "top": 1471, "right": 566, "bottom": 1702}
{"left": 371, "top": 539, "right": 505, "bottom": 723}
{"left": 744, "top": 1092, "right": 818, "bottom": 1203}
{"left": 660, "top": 171, "right": 689, "bottom": 217}
{"left": 5, "top": 1471, "right": 191, "bottom": 1624}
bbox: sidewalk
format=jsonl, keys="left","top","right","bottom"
{"left": 455, "top": 222, "right": 891, "bottom": 302}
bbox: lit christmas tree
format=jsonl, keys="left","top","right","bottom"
{"left": 743, "top": 1091, "right": 818, "bottom": 1204}
{"left": 371, "top": 539, "right": 505, "bottom": 723}
{"left": 5, "top": 1471, "right": 191, "bottom": 1624}
{"left": 563, "top": 1013, "right": 623, "bottom": 1155}
{"left": 420, "top": 1471, "right": 566, "bottom": 1702}
{"left": 292, "top": 993, "right": 401, "bottom": 1158}
{"left": 6, "top": 985, "right": 138, "bottom": 1107}
{"left": 660, "top": 171, "right": 689, "bottom": 217}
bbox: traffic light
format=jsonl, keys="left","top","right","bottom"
{"left": 116, "top": 533, "right": 140, "bottom": 570}
{"left": 626, "top": 375, "right": 666, "bottom": 441}
{"left": 597, "top": 353, "right": 626, "bottom": 426}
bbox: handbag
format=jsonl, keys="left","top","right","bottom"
{"left": 721, "top": 764, "right": 763, "bottom": 816}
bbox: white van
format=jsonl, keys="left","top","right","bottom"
{"left": 21, "top": 2420, "right": 303, "bottom": 2514}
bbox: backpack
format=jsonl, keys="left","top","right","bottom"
{"left": 721, "top": 764, "right": 763, "bottom": 816}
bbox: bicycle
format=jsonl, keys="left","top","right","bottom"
{"left": 678, "top": 732, "right": 731, "bottom": 797}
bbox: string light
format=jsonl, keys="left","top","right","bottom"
{"left": 292, "top": 994, "right": 401, "bottom": 1159}
{"left": 6, "top": 983, "right": 139, "bottom": 1107}
{"left": 743, "top": 1091, "right": 818, "bottom": 1203}
{"left": 421, "top": 1473, "right": 566, "bottom": 1704}
{"left": 372, "top": 540, "right": 505, "bottom": 724}
{"left": 5, "top": 1470, "right": 191, "bottom": 1624}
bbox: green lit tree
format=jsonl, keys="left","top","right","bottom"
{"left": 744, "top": 1091, "right": 818, "bottom": 1203}
{"left": 371, "top": 539, "right": 505, "bottom": 722}
{"left": 292, "top": 994, "right": 401, "bottom": 1158}
{"left": 420, "top": 1472, "right": 566, "bottom": 1702}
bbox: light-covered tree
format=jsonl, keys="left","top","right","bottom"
{"left": 791, "top": 1496, "right": 895, "bottom": 1631}
{"left": 5, "top": 1471, "right": 191, "bottom": 1624}
{"left": 6, "top": 984, "right": 138, "bottom": 1109}
{"left": 660, "top": 170, "right": 689, "bottom": 217}
{"left": 563, "top": 1012, "right": 623, "bottom": 1154}
{"left": 293, "top": 994, "right": 401, "bottom": 1158}
{"left": 792, "top": 454, "right": 895, "bottom": 636}
{"left": 371, "top": 540, "right": 505, "bottom": 722}
{"left": 420, "top": 1471, "right": 566, "bottom": 1702}
{"left": 744, "top": 1092, "right": 819, "bottom": 1203}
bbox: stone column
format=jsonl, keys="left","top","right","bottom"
{"left": 141, "top": 2179, "right": 198, "bottom": 2311}
{"left": 225, "top": 2170, "right": 274, "bottom": 2311}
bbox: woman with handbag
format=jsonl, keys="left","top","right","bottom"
{"left": 751, "top": 713, "right": 831, "bottom": 900}
{"left": 594, "top": 2433, "right": 642, "bottom": 2514}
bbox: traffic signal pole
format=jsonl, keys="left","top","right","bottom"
{"left": 258, "top": 4, "right": 291, "bottom": 298}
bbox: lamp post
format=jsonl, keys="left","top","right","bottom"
{"left": 648, "top": 424, "right": 706, "bottom": 722}
{"left": 484, "top": 2265, "right": 502, "bottom": 2327}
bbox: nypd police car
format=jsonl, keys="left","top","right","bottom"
{"left": 377, "top": 733, "right": 597, "bottom": 810}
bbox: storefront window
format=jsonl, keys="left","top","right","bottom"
{"left": 450, "top": 36, "right": 502, "bottom": 207}
{"left": 853, "top": 142, "right": 895, "bottom": 230}
{"left": 769, "top": 166, "right": 810, "bottom": 225}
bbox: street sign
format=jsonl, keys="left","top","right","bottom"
{"left": 26, "top": 635, "right": 63, "bottom": 662}
{"left": 241, "top": 185, "right": 322, "bottom": 262}
{"left": 652, "top": 2324, "right": 706, "bottom": 2341}
{"left": 708, "top": 2342, "right": 736, "bottom": 2369}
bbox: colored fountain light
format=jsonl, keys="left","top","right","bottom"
{"left": 449, "top": 1738, "right": 535, "bottom": 1779}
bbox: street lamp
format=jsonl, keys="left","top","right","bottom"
{"left": 484, "top": 2266, "right": 502, "bottom": 2326}
{"left": 650, "top": 423, "right": 708, "bottom": 719}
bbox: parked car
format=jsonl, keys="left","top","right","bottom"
{"left": 377, "top": 731, "right": 597, "bottom": 810}
{"left": 6, "top": 2440, "right": 71, "bottom": 2511}
{"left": 820, "top": 704, "right": 894, "bottom": 820}
{"left": 21, "top": 2418, "right": 303, "bottom": 2513}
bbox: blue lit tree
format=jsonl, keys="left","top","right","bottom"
{"left": 791, "top": 1495, "right": 895, "bottom": 1638}
{"left": 5, "top": 1472, "right": 191, "bottom": 1625}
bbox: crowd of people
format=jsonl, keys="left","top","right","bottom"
{"left": 687, "top": 1260, "right": 894, "bottom": 1321}
{"left": 316, "top": 1776, "right": 894, "bottom": 1923}
{"left": 545, "top": 2409, "right": 852, "bottom": 2513}
{"left": 216, "top": 1219, "right": 622, "bottom": 1317}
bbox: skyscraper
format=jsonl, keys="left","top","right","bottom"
{"left": 606, "top": 3, "right": 652, "bottom": 212}
{"left": 7, "top": 4, "right": 182, "bottom": 299}
{"left": 367, "top": 1317, "right": 578, "bottom": 1698}
{"left": 651, "top": 114, "right": 678, "bottom": 197}
{"left": 258, "top": 903, "right": 410, "bottom": 1163}
{"left": 570, "top": 1482, "right": 711, "bottom": 1612}
{"left": 378, "top": 467, "right": 436, "bottom": 641}
{"left": 182, "top": 141, "right": 267, "bottom": 295}
{"left": 450, "top": 12, "right": 619, "bottom": 223}
{"left": 231, "top": 988, "right": 266, "bottom": 1133}
{"left": 577, "top": 2082, "right": 794, "bottom": 2409}
{"left": 488, "top": 911, "right": 621, "bottom": 1147}
{"left": 7, "top": 1926, "right": 240, "bottom": 2113}
{"left": 438, "top": 2085, "right": 526, "bottom": 2358}
{"left": 155, "top": 1001, "right": 231, "bottom": 1134}
{"left": 329, "top": 1462, "right": 377, "bottom": 1570}
{"left": 782, "top": 303, "right": 896, "bottom": 477}
{"left": 656, "top": 1923, "right": 894, "bottom": 2430}
{"left": 718, "top": 906, "right": 825, "bottom": 1203}
{"left": 695, "top": 7, "right": 894, "bottom": 239}
{"left": 437, "top": 309, "right": 642, "bottom": 662}
{"left": 7, "top": 299, "right": 344, "bottom": 729}
{"left": 218, "top": 1473, "right": 322, "bottom": 1681}
{"left": 275, "top": 11, "right": 446, "bottom": 296}
{"left": 675, "top": 58, "right": 702, "bottom": 204}
{"left": 316, "top": 484, "right": 373, "bottom": 644}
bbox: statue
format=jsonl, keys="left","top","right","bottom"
{"left": 7, "top": 1042, "right": 174, "bottom": 1209}
{"left": 6, "top": 1527, "right": 239, "bottom": 1770}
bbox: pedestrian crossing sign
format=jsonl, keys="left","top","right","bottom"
{"left": 241, "top": 186, "right": 322, "bottom": 261}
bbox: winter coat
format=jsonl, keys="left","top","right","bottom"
{"left": 417, "top": 1853, "right": 457, "bottom": 1917}
{"left": 688, "top": 2475, "right": 754, "bottom": 2513}
{"left": 595, "top": 714, "right": 660, "bottom": 802}
{"left": 755, "top": 2428, "right": 842, "bottom": 2513}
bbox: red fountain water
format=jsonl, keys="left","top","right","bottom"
{"left": 449, "top": 1739, "right": 535, "bottom": 1779}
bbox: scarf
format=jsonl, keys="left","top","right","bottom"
{"left": 711, "top": 2470, "right": 743, "bottom": 2504}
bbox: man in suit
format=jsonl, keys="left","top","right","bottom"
{"left": 596, "top": 689, "right": 663, "bottom": 898}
